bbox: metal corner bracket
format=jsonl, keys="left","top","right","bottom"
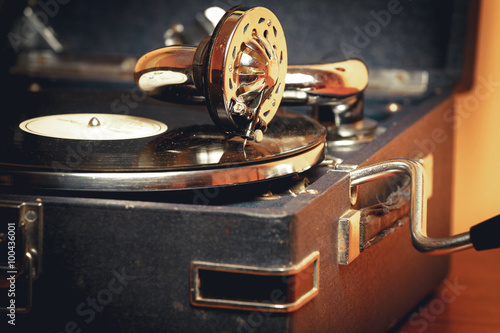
{"left": 338, "top": 210, "right": 361, "bottom": 265}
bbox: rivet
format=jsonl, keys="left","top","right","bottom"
{"left": 254, "top": 129, "right": 264, "bottom": 142}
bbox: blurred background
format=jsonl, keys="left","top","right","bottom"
{"left": 453, "top": 0, "right": 500, "bottom": 234}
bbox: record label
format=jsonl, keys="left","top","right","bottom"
{"left": 19, "top": 113, "right": 168, "bottom": 140}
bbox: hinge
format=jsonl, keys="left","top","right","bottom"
{"left": 0, "top": 201, "right": 43, "bottom": 313}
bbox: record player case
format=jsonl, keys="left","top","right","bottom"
{"left": 0, "top": 1, "right": 475, "bottom": 332}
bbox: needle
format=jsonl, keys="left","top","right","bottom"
{"left": 242, "top": 138, "right": 248, "bottom": 150}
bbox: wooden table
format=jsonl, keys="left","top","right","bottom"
{"left": 395, "top": 249, "right": 500, "bottom": 332}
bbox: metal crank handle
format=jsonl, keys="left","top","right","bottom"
{"left": 134, "top": 49, "right": 368, "bottom": 106}
{"left": 134, "top": 6, "right": 367, "bottom": 143}
{"left": 348, "top": 159, "right": 500, "bottom": 255}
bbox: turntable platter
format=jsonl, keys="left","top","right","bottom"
{"left": 0, "top": 90, "right": 326, "bottom": 191}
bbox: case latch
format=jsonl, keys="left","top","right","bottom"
{"left": 0, "top": 201, "right": 43, "bottom": 313}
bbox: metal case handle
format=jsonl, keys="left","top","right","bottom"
{"left": 349, "top": 159, "right": 473, "bottom": 255}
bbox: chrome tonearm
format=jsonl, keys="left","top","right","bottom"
{"left": 134, "top": 6, "right": 368, "bottom": 143}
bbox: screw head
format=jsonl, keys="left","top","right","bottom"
{"left": 24, "top": 210, "right": 37, "bottom": 223}
{"left": 233, "top": 103, "right": 246, "bottom": 115}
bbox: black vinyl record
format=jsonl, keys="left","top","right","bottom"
{"left": 0, "top": 90, "right": 326, "bottom": 191}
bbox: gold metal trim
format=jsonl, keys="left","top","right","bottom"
{"left": 190, "top": 251, "right": 319, "bottom": 312}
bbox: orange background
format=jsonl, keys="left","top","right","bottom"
{"left": 453, "top": 0, "right": 500, "bottom": 233}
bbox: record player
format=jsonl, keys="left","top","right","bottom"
{"left": 1, "top": 1, "right": 498, "bottom": 332}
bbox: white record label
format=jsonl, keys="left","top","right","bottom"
{"left": 19, "top": 113, "right": 168, "bottom": 140}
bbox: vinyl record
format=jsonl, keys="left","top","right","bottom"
{"left": 0, "top": 90, "right": 326, "bottom": 191}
